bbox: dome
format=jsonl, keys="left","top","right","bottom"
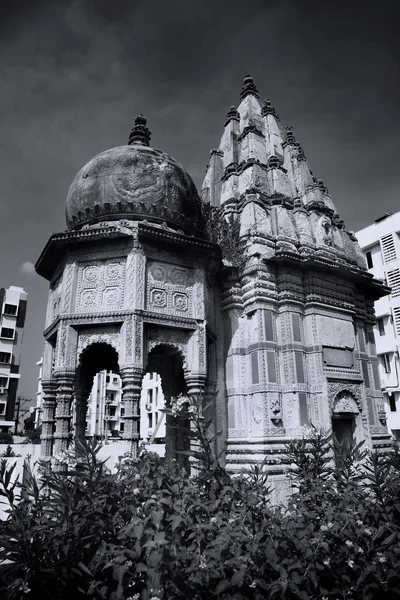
{"left": 66, "top": 115, "right": 202, "bottom": 234}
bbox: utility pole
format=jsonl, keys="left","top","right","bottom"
{"left": 14, "top": 396, "right": 34, "bottom": 435}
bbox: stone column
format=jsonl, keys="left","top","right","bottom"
{"left": 120, "top": 367, "right": 143, "bottom": 458}
{"left": 186, "top": 375, "right": 207, "bottom": 473}
{"left": 40, "top": 380, "right": 57, "bottom": 458}
{"left": 54, "top": 371, "right": 75, "bottom": 455}
{"left": 74, "top": 385, "right": 91, "bottom": 450}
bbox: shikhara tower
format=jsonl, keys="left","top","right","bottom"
{"left": 36, "top": 77, "right": 391, "bottom": 500}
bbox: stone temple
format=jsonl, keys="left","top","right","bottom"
{"left": 35, "top": 76, "right": 391, "bottom": 499}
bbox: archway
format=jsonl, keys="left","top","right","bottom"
{"left": 74, "top": 343, "right": 120, "bottom": 448}
{"left": 332, "top": 391, "right": 359, "bottom": 453}
{"left": 145, "top": 343, "right": 190, "bottom": 472}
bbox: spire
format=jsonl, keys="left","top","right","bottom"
{"left": 240, "top": 75, "right": 260, "bottom": 100}
{"left": 261, "top": 98, "right": 279, "bottom": 120}
{"left": 224, "top": 106, "right": 240, "bottom": 127}
{"left": 128, "top": 114, "right": 151, "bottom": 147}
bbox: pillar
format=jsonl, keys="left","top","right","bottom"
{"left": 40, "top": 380, "right": 57, "bottom": 458}
{"left": 186, "top": 375, "right": 207, "bottom": 472}
{"left": 74, "top": 384, "right": 91, "bottom": 450}
{"left": 120, "top": 366, "right": 143, "bottom": 458}
{"left": 54, "top": 371, "right": 75, "bottom": 455}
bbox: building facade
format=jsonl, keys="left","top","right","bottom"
{"left": 0, "top": 286, "right": 27, "bottom": 433}
{"left": 356, "top": 212, "right": 400, "bottom": 439}
{"left": 35, "top": 78, "right": 391, "bottom": 501}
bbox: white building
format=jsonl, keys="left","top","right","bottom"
{"left": 34, "top": 357, "right": 43, "bottom": 428}
{"left": 0, "top": 286, "right": 27, "bottom": 433}
{"left": 356, "top": 212, "right": 400, "bottom": 439}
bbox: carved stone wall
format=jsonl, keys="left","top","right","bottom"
{"left": 75, "top": 259, "right": 126, "bottom": 313}
{"left": 146, "top": 260, "right": 194, "bottom": 317}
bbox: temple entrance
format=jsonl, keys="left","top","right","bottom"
{"left": 332, "top": 416, "right": 355, "bottom": 448}
{"left": 145, "top": 343, "right": 191, "bottom": 473}
{"left": 74, "top": 342, "right": 120, "bottom": 448}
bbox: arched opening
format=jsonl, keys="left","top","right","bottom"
{"left": 74, "top": 343, "right": 120, "bottom": 447}
{"left": 331, "top": 392, "right": 360, "bottom": 460}
{"left": 145, "top": 343, "right": 190, "bottom": 473}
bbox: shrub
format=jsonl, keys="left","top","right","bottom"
{"left": 1, "top": 401, "right": 400, "bottom": 599}
{"left": 0, "top": 431, "right": 14, "bottom": 444}
{"left": 23, "top": 427, "right": 41, "bottom": 444}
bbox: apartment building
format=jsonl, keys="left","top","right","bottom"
{"left": 356, "top": 213, "right": 400, "bottom": 439}
{"left": 0, "top": 286, "right": 27, "bottom": 432}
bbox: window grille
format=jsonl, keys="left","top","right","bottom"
{"left": 380, "top": 234, "right": 397, "bottom": 263}
{"left": 387, "top": 269, "right": 400, "bottom": 297}
{"left": 393, "top": 307, "right": 400, "bottom": 336}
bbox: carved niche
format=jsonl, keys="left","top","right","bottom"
{"left": 146, "top": 261, "right": 194, "bottom": 317}
{"left": 75, "top": 259, "right": 126, "bottom": 313}
{"left": 333, "top": 391, "right": 359, "bottom": 415}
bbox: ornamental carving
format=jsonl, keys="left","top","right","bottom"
{"left": 333, "top": 392, "right": 359, "bottom": 415}
{"left": 146, "top": 329, "right": 189, "bottom": 369}
{"left": 328, "top": 381, "right": 362, "bottom": 412}
{"left": 146, "top": 260, "right": 194, "bottom": 317}
{"left": 75, "top": 259, "right": 126, "bottom": 312}
{"left": 77, "top": 325, "right": 121, "bottom": 360}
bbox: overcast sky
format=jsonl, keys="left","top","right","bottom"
{"left": 1, "top": 0, "right": 398, "bottom": 397}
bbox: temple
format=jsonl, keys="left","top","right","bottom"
{"left": 35, "top": 76, "right": 391, "bottom": 501}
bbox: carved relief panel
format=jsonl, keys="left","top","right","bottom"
{"left": 146, "top": 261, "right": 194, "bottom": 318}
{"left": 75, "top": 259, "right": 126, "bottom": 313}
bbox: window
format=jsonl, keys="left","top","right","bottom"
{"left": 0, "top": 352, "right": 11, "bottom": 363}
{"left": 0, "top": 404, "right": 5, "bottom": 415}
{"left": 155, "top": 387, "right": 159, "bottom": 407}
{"left": 381, "top": 353, "right": 391, "bottom": 373}
{"left": 366, "top": 251, "right": 373, "bottom": 269}
{"left": 106, "top": 375, "right": 110, "bottom": 383}
{"left": 120, "top": 407, "right": 125, "bottom": 416}
{"left": 387, "top": 269, "right": 400, "bottom": 297}
{"left": 393, "top": 307, "right": 400, "bottom": 336}
{"left": 147, "top": 389, "right": 153, "bottom": 405}
{"left": 3, "top": 304, "right": 17, "bottom": 316}
{"left": 155, "top": 412, "right": 159, "bottom": 425}
{"left": 0, "top": 377, "right": 8, "bottom": 387}
{"left": 120, "top": 422, "right": 124, "bottom": 432}
{"left": 1, "top": 328, "right": 14, "bottom": 339}
{"left": 148, "top": 413, "right": 153, "bottom": 428}
{"left": 389, "top": 395, "right": 397, "bottom": 412}
{"left": 149, "top": 372, "right": 153, "bottom": 380}
{"left": 113, "top": 376, "right": 118, "bottom": 383}
{"left": 377, "top": 318, "right": 385, "bottom": 336}
{"left": 380, "top": 234, "right": 397, "bottom": 263}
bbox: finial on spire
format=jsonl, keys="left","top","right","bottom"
{"left": 224, "top": 106, "right": 240, "bottom": 127}
{"left": 128, "top": 114, "right": 151, "bottom": 146}
{"left": 285, "top": 126, "right": 301, "bottom": 147}
{"left": 261, "top": 98, "right": 279, "bottom": 120}
{"left": 240, "top": 75, "right": 260, "bottom": 100}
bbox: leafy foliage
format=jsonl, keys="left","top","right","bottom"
{"left": 23, "top": 427, "right": 42, "bottom": 444}
{"left": 0, "top": 431, "right": 14, "bottom": 444}
{"left": 1, "top": 413, "right": 400, "bottom": 599}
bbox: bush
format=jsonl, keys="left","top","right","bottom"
{"left": 0, "top": 431, "right": 14, "bottom": 444}
{"left": 23, "top": 427, "right": 41, "bottom": 444}
{"left": 1, "top": 402, "right": 400, "bottom": 599}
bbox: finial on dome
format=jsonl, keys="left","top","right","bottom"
{"left": 262, "top": 98, "right": 279, "bottom": 120}
{"left": 128, "top": 114, "right": 151, "bottom": 146}
{"left": 224, "top": 106, "right": 240, "bottom": 127}
{"left": 240, "top": 75, "right": 260, "bottom": 100}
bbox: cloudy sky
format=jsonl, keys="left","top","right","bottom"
{"left": 1, "top": 0, "right": 398, "bottom": 397}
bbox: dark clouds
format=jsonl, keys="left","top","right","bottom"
{"left": 0, "top": 0, "right": 398, "bottom": 395}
